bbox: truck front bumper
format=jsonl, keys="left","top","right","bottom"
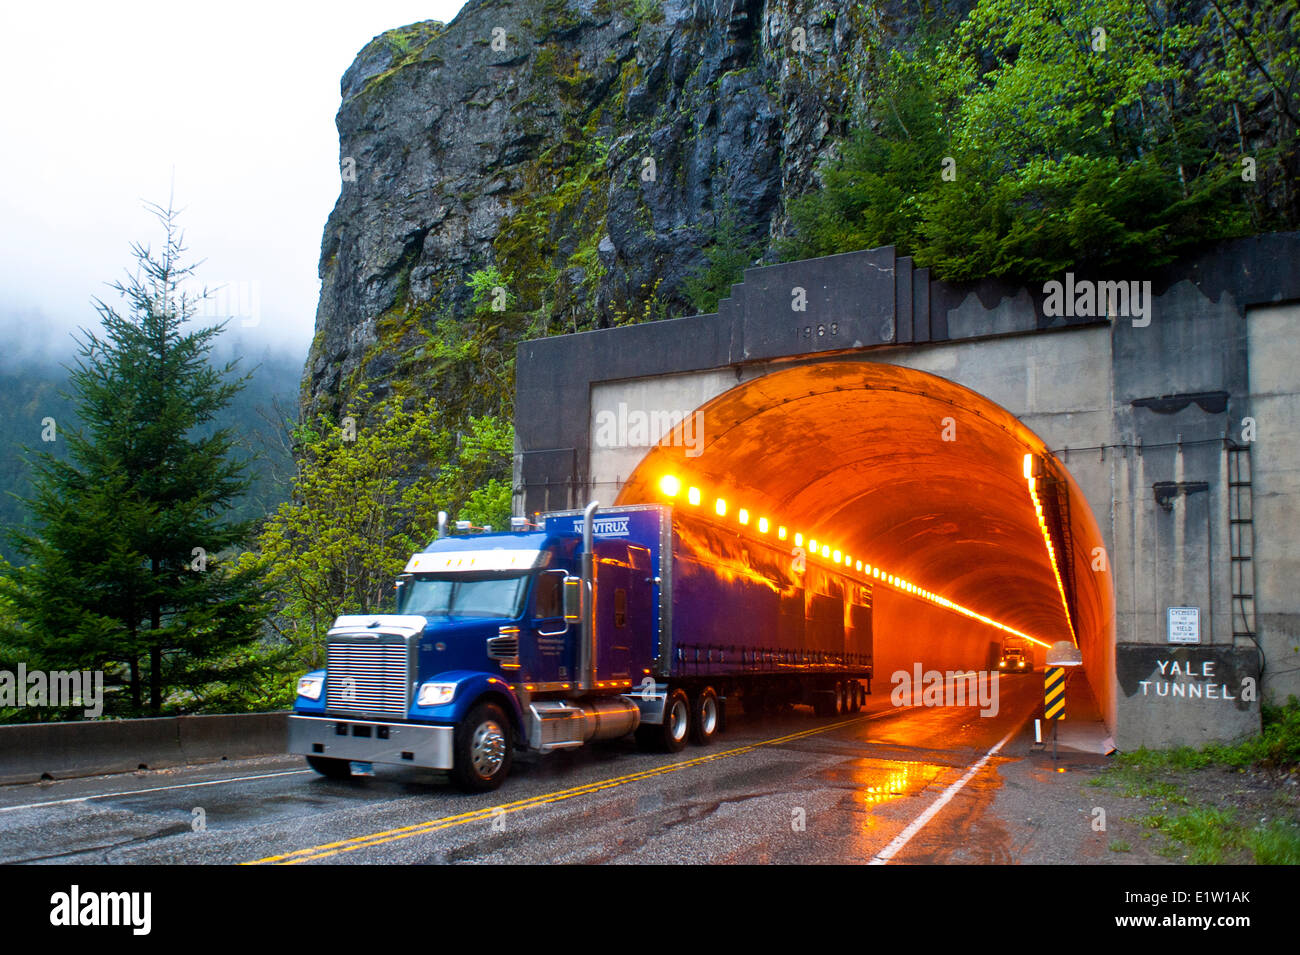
{"left": 289, "top": 715, "right": 454, "bottom": 770}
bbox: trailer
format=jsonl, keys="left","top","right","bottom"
{"left": 289, "top": 502, "right": 873, "bottom": 791}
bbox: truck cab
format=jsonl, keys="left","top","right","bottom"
{"left": 998, "top": 645, "right": 1031, "bottom": 672}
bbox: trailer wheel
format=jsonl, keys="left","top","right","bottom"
{"left": 848, "top": 681, "right": 861, "bottom": 713}
{"left": 690, "top": 687, "right": 720, "bottom": 745}
{"left": 637, "top": 687, "right": 690, "bottom": 752}
{"left": 306, "top": 756, "right": 352, "bottom": 779}
{"left": 834, "top": 682, "right": 847, "bottom": 716}
{"left": 451, "top": 702, "right": 513, "bottom": 792}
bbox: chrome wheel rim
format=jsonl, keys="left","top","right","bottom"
{"left": 700, "top": 696, "right": 718, "bottom": 735}
{"left": 669, "top": 700, "right": 689, "bottom": 741}
{"left": 471, "top": 720, "right": 506, "bottom": 777}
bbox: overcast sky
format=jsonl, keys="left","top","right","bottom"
{"left": 0, "top": 0, "right": 468, "bottom": 363}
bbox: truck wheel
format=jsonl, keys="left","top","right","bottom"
{"left": 834, "top": 682, "right": 847, "bottom": 716}
{"left": 848, "top": 681, "right": 861, "bottom": 713}
{"left": 306, "top": 756, "right": 352, "bottom": 779}
{"left": 690, "top": 687, "right": 719, "bottom": 745}
{"left": 637, "top": 687, "right": 690, "bottom": 752}
{"left": 451, "top": 702, "right": 513, "bottom": 792}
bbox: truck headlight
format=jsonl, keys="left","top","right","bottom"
{"left": 417, "top": 682, "right": 457, "bottom": 706}
{"left": 296, "top": 675, "right": 324, "bottom": 700}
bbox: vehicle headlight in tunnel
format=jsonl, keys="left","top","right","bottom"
{"left": 998, "top": 661, "right": 1006, "bottom": 668}
{"left": 418, "top": 682, "right": 457, "bottom": 706}
{"left": 296, "top": 675, "right": 324, "bottom": 700}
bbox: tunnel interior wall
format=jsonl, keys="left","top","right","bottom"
{"left": 871, "top": 586, "right": 1020, "bottom": 690}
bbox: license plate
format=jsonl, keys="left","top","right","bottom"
{"left": 349, "top": 761, "right": 374, "bottom": 776}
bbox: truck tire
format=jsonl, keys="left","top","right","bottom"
{"left": 690, "top": 687, "right": 720, "bottom": 745}
{"left": 834, "top": 682, "right": 847, "bottom": 716}
{"left": 451, "top": 702, "right": 513, "bottom": 792}
{"left": 306, "top": 756, "right": 352, "bottom": 779}
{"left": 848, "top": 681, "right": 861, "bottom": 713}
{"left": 637, "top": 687, "right": 690, "bottom": 753}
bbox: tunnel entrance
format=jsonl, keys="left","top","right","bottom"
{"left": 614, "top": 361, "right": 1115, "bottom": 725}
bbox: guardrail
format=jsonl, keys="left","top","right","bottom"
{"left": 0, "top": 712, "right": 288, "bottom": 785}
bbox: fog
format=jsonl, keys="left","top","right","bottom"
{"left": 0, "top": 0, "right": 469, "bottom": 366}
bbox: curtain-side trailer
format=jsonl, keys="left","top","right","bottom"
{"left": 289, "top": 502, "right": 873, "bottom": 791}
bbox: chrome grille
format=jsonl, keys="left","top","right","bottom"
{"left": 327, "top": 642, "right": 410, "bottom": 716}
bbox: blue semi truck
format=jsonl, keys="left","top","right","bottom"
{"left": 289, "top": 502, "right": 874, "bottom": 791}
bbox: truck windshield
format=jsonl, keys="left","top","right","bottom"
{"left": 397, "top": 572, "right": 530, "bottom": 619}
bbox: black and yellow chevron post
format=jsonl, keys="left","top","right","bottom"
{"left": 1044, "top": 666, "right": 1066, "bottom": 720}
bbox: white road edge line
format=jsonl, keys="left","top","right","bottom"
{"left": 0, "top": 769, "right": 312, "bottom": 813}
{"left": 868, "top": 725, "right": 1018, "bottom": 865}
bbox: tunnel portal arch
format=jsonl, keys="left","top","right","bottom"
{"left": 614, "top": 361, "right": 1115, "bottom": 693}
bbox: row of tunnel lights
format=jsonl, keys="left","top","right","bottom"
{"left": 656, "top": 473, "right": 1052, "bottom": 649}
{"left": 1024, "top": 455, "right": 1078, "bottom": 647}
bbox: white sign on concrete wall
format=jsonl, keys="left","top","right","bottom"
{"left": 1167, "top": 607, "right": 1201, "bottom": 644}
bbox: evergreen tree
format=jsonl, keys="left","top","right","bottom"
{"left": 0, "top": 203, "right": 270, "bottom": 717}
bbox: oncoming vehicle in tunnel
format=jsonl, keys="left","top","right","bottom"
{"left": 289, "top": 502, "right": 874, "bottom": 791}
{"left": 998, "top": 645, "right": 1031, "bottom": 673}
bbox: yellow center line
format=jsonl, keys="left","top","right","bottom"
{"left": 244, "top": 713, "right": 878, "bottom": 865}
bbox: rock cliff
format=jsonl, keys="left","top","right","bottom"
{"left": 304, "top": 0, "right": 960, "bottom": 419}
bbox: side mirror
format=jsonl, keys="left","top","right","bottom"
{"left": 563, "top": 576, "right": 583, "bottom": 623}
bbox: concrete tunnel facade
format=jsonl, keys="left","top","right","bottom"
{"left": 515, "top": 236, "right": 1300, "bottom": 749}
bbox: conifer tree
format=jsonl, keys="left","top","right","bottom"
{"left": 1, "top": 203, "right": 269, "bottom": 716}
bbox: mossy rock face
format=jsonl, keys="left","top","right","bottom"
{"left": 305, "top": 0, "right": 941, "bottom": 427}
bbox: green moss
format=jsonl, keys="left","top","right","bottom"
{"left": 351, "top": 21, "right": 447, "bottom": 103}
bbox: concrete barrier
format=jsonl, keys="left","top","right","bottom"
{"left": 0, "top": 712, "right": 289, "bottom": 785}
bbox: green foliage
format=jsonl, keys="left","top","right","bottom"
{"left": 785, "top": 0, "right": 1298, "bottom": 281}
{"left": 1114, "top": 695, "right": 1300, "bottom": 772}
{"left": 1244, "top": 818, "right": 1300, "bottom": 865}
{"left": 1097, "top": 697, "right": 1300, "bottom": 863}
{"left": 622, "top": 0, "right": 665, "bottom": 25}
{"left": 493, "top": 117, "right": 613, "bottom": 336}
{"left": 0, "top": 205, "right": 271, "bottom": 719}
{"left": 683, "top": 204, "right": 765, "bottom": 314}
{"left": 248, "top": 396, "right": 514, "bottom": 669}
{"left": 355, "top": 21, "right": 446, "bottom": 101}
{"left": 1142, "top": 806, "right": 1239, "bottom": 863}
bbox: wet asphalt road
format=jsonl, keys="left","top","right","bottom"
{"left": 0, "top": 674, "right": 1046, "bottom": 864}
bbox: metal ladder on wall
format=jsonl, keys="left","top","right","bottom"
{"left": 1227, "top": 446, "right": 1257, "bottom": 641}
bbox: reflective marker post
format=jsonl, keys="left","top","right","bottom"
{"left": 1045, "top": 667, "right": 1065, "bottom": 759}
{"left": 1044, "top": 640, "right": 1082, "bottom": 761}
